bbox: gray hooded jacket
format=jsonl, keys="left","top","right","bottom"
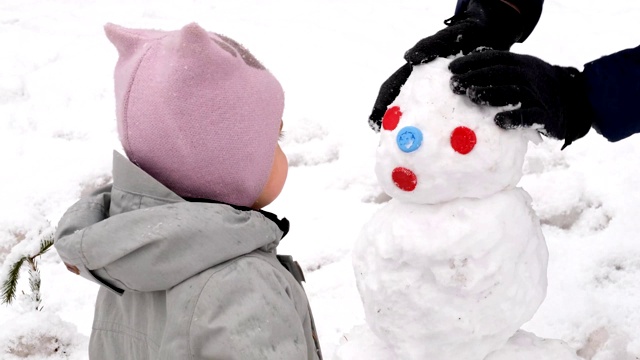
{"left": 55, "top": 152, "right": 319, "bottom": 360}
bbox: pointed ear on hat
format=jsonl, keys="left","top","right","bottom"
{"left": 176, "top": 22, "right": 236, "bottom": 58}
{"left": 104, "top": 23, "right": 149, "bottom": 58}
{"left": 176, "top": 23, "right": 214, "bottom": 51}
{"left": 170, "top": 22, "right": 242, "bottom": 73}
{"left": 179, "top": 22, "right": 211, "bottom": 39}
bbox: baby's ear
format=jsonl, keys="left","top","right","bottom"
{"left": 104, "top": 23, "right": 148, "bottom": 58}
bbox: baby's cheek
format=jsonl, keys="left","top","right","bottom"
{"left": 252, "top": 145, "right": 288, "bottom": 209}
{"left": 275, "top": 145, "right": 289, "bottom": 187}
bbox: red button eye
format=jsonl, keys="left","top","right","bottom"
{"left": 382, "top": 106, "right": 402, "bottom": 131}
{"left": 451, "top": 126, "right": 477, "bottom": 154}
{"left": 392, "top": 167, "right": 417, "bottom": 191}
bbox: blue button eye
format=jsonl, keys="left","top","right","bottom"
{"left": 396, "top": 126, "right": 423, "bottom": 153}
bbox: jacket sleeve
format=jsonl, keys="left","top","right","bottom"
{"left": 189, "top": 257, "right": 317, "bottom": 360}
{"left": 583, "top": 45, "right": 640, "bottom": 142}
{"left": 53, "top": 186, "right": 125, "bottom": 294}
{"left": 454, "top": 0, "right": 544, "bottom": 42}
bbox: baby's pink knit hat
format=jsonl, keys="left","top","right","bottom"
{"left": 105, "top": 22, "right": 284, "bottom": 207}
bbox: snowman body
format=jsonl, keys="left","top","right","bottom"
{"left": 353, "top": 58, "right": 549, "bottom": 360}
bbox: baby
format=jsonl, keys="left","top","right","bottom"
{"left": 54, "top": 22, "right": 320, "bottom": 359}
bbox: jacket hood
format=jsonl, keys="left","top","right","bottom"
{"left": 55, "top": 151, "right": 288, "bottom": 293}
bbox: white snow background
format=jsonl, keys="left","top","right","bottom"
{"left": 1, "top": 0, "right": 640, "bottom": 359}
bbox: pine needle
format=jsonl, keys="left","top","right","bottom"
{"left": 1, "top": 256, "right": 26, "bottom": 305}
{"left": 38, "top": 235, "right": 55, "bottom": 256}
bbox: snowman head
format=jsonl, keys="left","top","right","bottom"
{"left": 375, "top": 58, "right": 540, "bottom": 204}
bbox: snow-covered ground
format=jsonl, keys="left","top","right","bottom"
{"left": 1, "top": 0, "right": 640, "bottom": 359}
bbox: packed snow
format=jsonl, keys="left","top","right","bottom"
{"left": 2, "top": 0, "right": 640, "bottom": 359}
{"left": 351, "top": 189, "right": 549, "bottom": 359}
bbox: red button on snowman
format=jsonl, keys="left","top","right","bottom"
{"left": 350, "top": 58, "right": 575, "bottom": 360}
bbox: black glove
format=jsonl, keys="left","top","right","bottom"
{"left": 404, "top": 0, "right": 524, "bottom": 65}
{"left": 448, "top": 50, "right": 594, "bottom": 148}
{"left": 369, "top": 0, "right": 524, "bottom": 131}
{"left": 368, "top": 63, "right": 412, "bottom": 132}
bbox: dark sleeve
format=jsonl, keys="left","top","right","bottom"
{"left": 583, "top": 45, "right": 640, "bottom": 142}
{"left": 454, "top": 0, "right": 544, "bottom": 42}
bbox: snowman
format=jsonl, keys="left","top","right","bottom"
{"left": 351, "top": 57, "right": 553, "bottom": 360}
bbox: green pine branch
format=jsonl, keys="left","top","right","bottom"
{"left": 28, "top": 258, "right": 41, "bottom": 307}
{"left": 1, "top": 232, "right": 55, "bottom": 308}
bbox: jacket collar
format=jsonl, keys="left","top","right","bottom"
{"left": 112, "top": 150, "right": 184, "bottom": 203}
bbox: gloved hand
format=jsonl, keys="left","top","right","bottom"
{"left": 448, "top": 49, "right": 594, "bottom": 148}
{"left": 369, "top": 0, "right": 524, "bottom": 131}
{"left": 404, "top": 0, "right": 524, "bottom": 65}
{"left": 368, "top": 63, "right": 412, "bottom": 132}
